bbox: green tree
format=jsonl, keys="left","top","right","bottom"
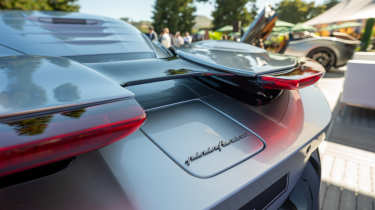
{"left": 120, "top": 17, "right": 130, "bottom": 23}
{"left": 249, "top": 3, "right": 258, "bottom": 21}
{"left": 199, "top": 0, "right": 256, "bottom": 32}
{"left": 0, "top": 0, "right": 79, "bottom": 12}
{"left": 361, "top": 18, "right": 375, "bottom": 51}
{"left": 46, "top": 0, "right": 79, "bottom": 12}
{"left": 307, "top": 3, "right": 326, "bottom": 19}
{"left": 324, "top": 0, "right": 340, "bottom": 10}
{"left": 152, "top": 0, "right": 196, "bottom": 34}
{"left": 276, "top": 0, "right": 326, "bottom": 23}
{"left": 0, "top": 0, "right": 47, "bottom": 10}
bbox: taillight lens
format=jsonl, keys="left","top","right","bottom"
{"left": 259, "top": 59, "right": 325, "bottom": 90}
{"left": 0, "top": 99, "right": 145, "bottom": 177}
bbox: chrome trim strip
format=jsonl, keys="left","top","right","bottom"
{"left": 145, "top": 99, "right": 198, "bottom": 112}
{"left": 123, "top": 72, "right": 232, "bottom": 87}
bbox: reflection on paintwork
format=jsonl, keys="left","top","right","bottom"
{"left": 54, "top": 83, "right": 80, "bottom": 102}
{"left": 2, "top": 11, "right": 26, "bottom": 30}
{"left": 61, "top": 109, "right": 86, "bottom": 119}
{"left": 4, "top": 108, "right": 86, "bottom": 136}
{"left": 252, "top": 91, "right": 304, "bottom": 162}
{"left": 0, "top": 56, "right": 47, "bottom": 110}
{"left": 6, "top": 115, "right": 53, "bottom": 136}
{"left": 165, "top": 69, "right": 191, "bottom": 75}
{"left": 0, "top": 97, "right": 143, "bottom": 150}
{"left": 0, "top": 56, "right": 132, "bottom": 117}
{"left": 87, "top": 56, "right": 211, "bottom": 86}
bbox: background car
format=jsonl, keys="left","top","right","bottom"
{"left": 242, "top": 6, "right": 360, "bottom": 71}
{"left": 0, "top": 10, "right": 330, "bottom": 210}
{"left": 284, "top": 32, "right": 360, "bottom": 71}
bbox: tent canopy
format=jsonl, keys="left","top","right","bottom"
{"left": 243, "top": 20, "right": 294, "bottom": 32}
{"left": 291, "top": 24, "right": 316, "bottom": 32}
{"left": 275, "top": 20, "right": 295, "bottom": 28}
{"left": 217, "top": 25, "right": 233, "bottom": 32}
{"left": 321, "top": 22, "right": 362, "bottom": 31}
{"left": 304, "top": 0, "right": 375, "bottom": 26}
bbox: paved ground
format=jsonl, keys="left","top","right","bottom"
{"left": 317, "top": 67, "right": 375, "bottom": 210}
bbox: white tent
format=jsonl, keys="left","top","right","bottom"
{"left": 305, "top": 0, "right": 375, "bottom": 25}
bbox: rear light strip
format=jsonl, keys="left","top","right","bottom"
{"left": 0, "top": 99, "right": 145, "bottom": 177}
{"left": 258, "top": 59, "right": 325, "bottom": 90}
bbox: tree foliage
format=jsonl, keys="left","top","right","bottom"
{"left": 212, "top": 0, "right": 256, "bottom": 31}
{"left": 120, "top": 17, "right": 130, "bottom": 23}
{"left": 276, "top": 0, "right": 341, "bottom": 24}
{"left": 120, "top": 18, "right": 152, "bottom": 33}
{"left": 0, "top": 0, "right": 80, "bottom": 12}
{"left": 46, "top": 0, "right": 79, "bottom": 12}
{"left": 324, "top": 0, "right": 340, "bottom": 10}
{"left": 361, "top": 18, "right": 375, "bottom": 51}
{"left": 198, "top": 0, "right": 256, "bottom": 32}
{"left": 152, "top": 0, "right": 196, "bottom": 33}
{"left": 276, "top": 0, "right": 326, "bottom": 23}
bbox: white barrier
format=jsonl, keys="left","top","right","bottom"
{"left": 341, "top": 60, "right": 375, "bottom": 109}
{"left": 353, "top": 52, "right": 375, "bottom": 61}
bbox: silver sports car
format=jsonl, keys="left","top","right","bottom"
{"left": 242, "top": 6, "right": 360, "bottom": 71}
{"left": 0, "top": 10, "right": 330, "bottom": 210}
{"left": 284, "top": 33, "right": 360, "bottom": 71}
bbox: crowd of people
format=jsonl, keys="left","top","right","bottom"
{"left": 145, "top": 26, "right": 193, "bottom": 49}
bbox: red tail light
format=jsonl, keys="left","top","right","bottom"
{"left": 0, "top": 99, "right": 145, "bottom": 177}
{"left": 259, "top": 59, "right": 325, "bottom": 90}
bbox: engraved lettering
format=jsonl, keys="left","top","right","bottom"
{"left": 184, "top": 132, "right": 250, "bottom": 166}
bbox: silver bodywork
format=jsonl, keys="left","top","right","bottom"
{"left": 0, "top": 11, "right": 331, "bottom": 210}
{"left": 285, "top": 36, "right": 359, "bottom": 67}
{"left": 0, "top": 79, "right": 330, "bottom": 210}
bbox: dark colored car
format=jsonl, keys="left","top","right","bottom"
{"left": 0, "top": 10, "right": 330, "bottom": 210}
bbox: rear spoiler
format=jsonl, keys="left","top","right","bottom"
{"left": 121, "top": 54, "right": 324, "bottom": 91}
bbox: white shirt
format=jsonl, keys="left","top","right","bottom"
{"left": 184, "top": 36, "right": 192, "bottom": 44}
{"left": 161, "top": 33, "right": 172, "bottom": 49}
{"left": 176, "top": 36, "right": 184, "bottom": 47}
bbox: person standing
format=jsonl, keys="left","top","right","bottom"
{"left": 184, "top": 32, "right": 192, "bottom": 45}
{"left": 160, "top": 28, "right": 172, "bottom": 49}
{"left": 203, "top": 30, "right": 210, "bottom": 40}
{"left": 174, "top": 32, "right": 184, "bottom": 47}
{"left": 145, "top": 26, "right": 158, "bottom": 42}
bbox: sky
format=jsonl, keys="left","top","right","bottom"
{"left": 79, "top": 0, "right": 325, "bottom": 21}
